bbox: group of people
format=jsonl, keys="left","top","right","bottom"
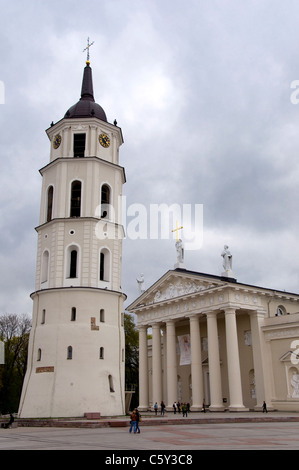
{"left": 172, "top": 402, "right": 190, "bottom": 416}
{"left": 129, "top": 400, "right": 269, "bottom": 433}
{"left": 153, "top": 401, "right": 166, "bottom": 415}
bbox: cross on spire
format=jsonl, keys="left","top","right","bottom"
{"left": 171, "top": 221, "right": 183, "bottom": 241}
{"left": 83, "top": 37, "right": 95, "bottom": 64}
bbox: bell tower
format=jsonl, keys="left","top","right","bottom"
{"left": 18, "top": 54, "right": 126, "bottom": 418}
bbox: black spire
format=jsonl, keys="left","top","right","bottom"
{"left": 64, "top": 63, "right": 107, "bottom": 121}
{"left": 80, "top": 63, "right": 94, "bottom": 101}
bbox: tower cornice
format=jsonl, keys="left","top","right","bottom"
{"left": 39, "top": 155, "right": 126, "bottom": 184}
{"left": 30, "top": 285, "right": 127, "bottom": 301}
{"left": 46, "top": 116, "right": 124, "bottom": 143}
{"left": 34, "top": 216, "right": 125, "bottom": 236}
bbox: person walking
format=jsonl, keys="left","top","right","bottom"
{"left": 154, "top": 402, "right": 158, "bottom": 415}
{"left": 262, "top": 401, "right": 268, "bottom": 413}
{"left": 182, "top": 403, "right": 188, "bottom": 417}
{"left": 160, "top": 401, "right": 165, "bottom": 416}
{"left": 173, "top": 402, "right": 177, "bottom": 414}
{"left": 3, "top": 413, "right": 14, "bottom": 429}
{"left": 129, "top": 410, "right": 137, "bottom": 433}
{"left": 135, "top": 409, "right": 141, "bottom": 433}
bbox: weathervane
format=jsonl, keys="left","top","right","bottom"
{"left": 83, "top": 37, "right": 95, "bottom": 64}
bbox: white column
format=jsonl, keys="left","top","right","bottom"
{"left": 250, "top": 310, "right": 273, "bottom": 410}
{"left": 138, "top": 326, "right": 149, "bottom": 411}
{"left": 224, "top": 308, "right": 248, "bottom": 411}
{"left": 166, "top": 320, "right": 177, "bottom": 410}
{"left": 152, "top": 323, "right": 162, "bottom": 409}
{"left": 189, "top": 315, "right": 204, "bottom": 410}
{"left": 206, "top": 311, "right": 225, "bottom": 411}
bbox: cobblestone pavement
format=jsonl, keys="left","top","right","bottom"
{"left": 1, "top": 418, "right": 299, "bottom": 450}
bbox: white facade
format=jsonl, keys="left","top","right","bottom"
{"left": 127, "top": 268, "right": 299, "bottom": 412}
{"left": 18, "top": 63, "right": 126, "bottom": 418}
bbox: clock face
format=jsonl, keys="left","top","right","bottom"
{"left": 53, "top": 134, "right": 61, "bottom": 149}
{"left": 99, "top": 133, "right": 110, "bottom": 148}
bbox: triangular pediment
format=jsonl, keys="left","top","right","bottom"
{"left": 280, "top": 351, "right": 299, "bottom": 363}
{"left": 127, "top": 269, "right": 223, "bottom": 310}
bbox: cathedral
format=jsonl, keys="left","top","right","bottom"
{"left": 17, "top": 44, "right": 299, "bottom": 418}
{"left": 127, "top": 246, "right": 299, "bottom": 412}
{"left": 18, "top": 50, "right": 126, "bottom": 418}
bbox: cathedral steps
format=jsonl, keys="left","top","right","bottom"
{"left": 2, "top": 412, "right": 299, "bottom": 429}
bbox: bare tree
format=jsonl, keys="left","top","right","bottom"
{"left": 0, "top": 314, "right": 31, "bottom": 341}
{"left": 0, "top": 313, "right": 31, "bottom": 413}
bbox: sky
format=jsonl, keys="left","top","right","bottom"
{"left": 1, "top": 0, "right": 299, "bottom": 315}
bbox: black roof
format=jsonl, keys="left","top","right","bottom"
{"left": 64, "top": 63, "right": 107, "bottom": 121}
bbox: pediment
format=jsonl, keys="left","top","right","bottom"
{"left": 280, "top": 351, "right": 299, "bottom": 363}
{"left": 130, "top": 270, "right": 222, "bottom": 309}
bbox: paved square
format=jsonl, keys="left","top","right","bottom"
{"left": 1, "top": 421, "right": 299, "bottom": 450}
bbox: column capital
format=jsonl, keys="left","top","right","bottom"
{"left": 204, "top": 310, "right": 218, "bottom": 318}
{"left": 248, "top": 309, "right": 266, "bottom": 317}
{"left": 138, "top": 325, "right": 148, "bottom": 332}
{"left": 224, "top": 307, "right": 236, "bottom": 315}
{"left": 152, "top": 322, "right": 163, "bottom": 329}
{"left": 188, "top": 314, "right": 199, "bottom": 320}
{"left": 166, "top": 319, "right": 176, "bottom": 326}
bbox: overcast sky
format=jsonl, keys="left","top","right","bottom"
{"left": 1, "top": 0, "right": 299, "bottom": 314}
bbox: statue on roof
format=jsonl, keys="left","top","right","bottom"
{"left": 221, "top": 245, "right": 232, "bottom": 271}
{"left": 221, "top": 245, "right": 235, "bottom": 279}
{"left": 172, "top": 222, "right": 186, "bottom": 270}
{"left": 176, "top": 239, "right": 184, "bottom": 264}
{"left": 136, "top": 273, "right": 145, "bottom": 294}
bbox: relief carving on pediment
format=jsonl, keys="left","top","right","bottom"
{"left": 149, "top": 279, "right": 217, "bottom": 305}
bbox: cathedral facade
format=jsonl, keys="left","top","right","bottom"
{"left": 127, "top": 264, "right": 299, "bottom": 412}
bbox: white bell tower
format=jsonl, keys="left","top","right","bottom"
{"left": 18, "top": 55, "right": 126, "bottom": 418}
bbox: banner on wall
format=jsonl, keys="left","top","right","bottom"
{"left": 178, "top": 334, "right": 191, "bottom": 365}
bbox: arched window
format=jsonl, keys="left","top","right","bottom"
{"left": 99, "top": 248, "right": 110, "bottom": 282}
{"left": 41, "top": 250, "right": 49, "bottom": 284}
{"left": 99, "top": 347, "right": 104, "bottom": 359}
{"left": 67, "top": 346, "right": 73, "bottom": 360}
{"left": 47, "top": 186, "right": 54, "bottom": 222}
{"left": 37, "top": 348, "right": 42, "bottom": 361}
{"left": 70, "top": 250, "right": 78, "bottom": 278}
{"left": 70, "top": 180, "right": 81, "bottom": 217}
{"left": 101, "top": 184, "right": 110, "bottom": 218}
{"left": 41, "top": 309, "right": 46, "bottom": 324}
{"left": 100, "top": 309, "right": 105, "bottom": 323}
{"left": 65, "top": 245, "right": 80, "bottom": 286}
{"left": 276, "top": 305, "right": 286, "bottom": 316}
{"left": 108, "top": 374, "right": 115, "bottom": 392}
{"left": 71, "top": 307, "right": 76, "bottom": 321}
